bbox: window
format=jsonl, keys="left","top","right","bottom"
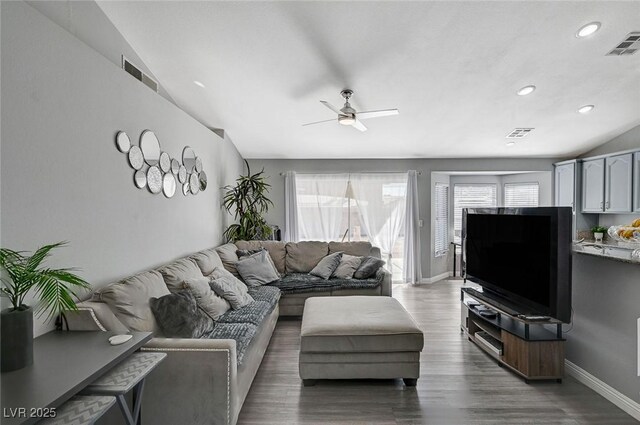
{"left": 504, "top": 183, "right": 539, "bottom": 207}
{"left": 453, "top": 184, "right": 497, "bottom": 243}
{"left": 434, "top": 183, "right": 449, "bottom": 257}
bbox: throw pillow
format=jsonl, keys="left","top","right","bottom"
{"left": 209, "top": 267, "right": 254, "bottom": 309}
{"left": 237, "top": 248, "right": 280, "bottom": 277}
{"left": 309, "top": 252, "right": 343, "bottom": 280}
{"left": 235, "top": 251, "right": 280, "bottom": 287}
{"left": 182, "top": 277, "right": 231, "bottom": 320}
{"left": 353, "top": 256, "right": 386, "bottom": 279}
{"left": 332, "top": 254, "right": 363, "bottom": 279}
{"left": 149, "top": 291, "right": 215, "bottom": 338}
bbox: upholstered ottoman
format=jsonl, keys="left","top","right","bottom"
{"left": 299, "top": 296, "right": 424, "bottom": 386}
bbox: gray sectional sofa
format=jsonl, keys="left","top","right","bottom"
{"left": 67, "top": 240, "right": 391, "bottom": 425}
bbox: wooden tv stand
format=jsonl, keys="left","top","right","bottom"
{"left": 460, "top": 287, "right": 565, "bottom": 383}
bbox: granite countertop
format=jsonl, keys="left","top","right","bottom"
{"left": 573, "top": 239, "right": 640, "bottom": 264}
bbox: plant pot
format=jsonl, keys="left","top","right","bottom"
{"left": 1, "top": 307, "right": 34, "bottom": 372}
{"left": 594, "top": 232, "right": 604, "bottom": 242}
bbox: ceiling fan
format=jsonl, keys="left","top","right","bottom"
{"left": 302, "top": 90, "right": 399, "bottom": 132}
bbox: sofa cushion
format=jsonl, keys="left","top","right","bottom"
{"left": 150, "top": 290, "right": 215, "bottom": 338}
{"left": 215, "top": 243, "right": 240, "bottom": 277}
{"left": 285, "top": 241, "right": 329, "bottom": 273}
{"left": 247, "top": 285, "right": 281, "bottom": 307}
{"left": 96, "top": 270, "right": 170, "bottom": 334}
{"left": 235, "top": 241, "right": 286, "bottom": 274}
{"left": 209, "top": 267, "right": 254, "bottom": 309}
{"left": 190, "top": 248, "right": 224, "bottom": 276}
{"left": 354, "top": 256, "right": 386, "bottom": 279}
{"left": 237, "top": 248, "right": 280, "bottom": 278}
{"left": 310, "top": 252, "right": 343, "bottom": 279}
{"left": 182, "top": 277, "right": 231, "bottom": 320}
{"left": 270, "top": 272, "right": 382, "bottom": 295}
{"left": 217, "top": 301, "right": 274, "bottom": 326}
{"left": 208, "top": 322, "right": 257, "bottom": 365}
{"left": 332, "top": 254, "right": 363, "bottom": 279}
{"left": 157, "top": 257, "right": 204, "bottom": 292}
{"left": 328, "top": 241, "right": 373, "bottom": 257}
{"left": 235, "top": 251, "right": 280, "bottom": 287}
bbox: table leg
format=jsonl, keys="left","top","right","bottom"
{"left": 132, "top": 379, "right": 146, "bottom": 424}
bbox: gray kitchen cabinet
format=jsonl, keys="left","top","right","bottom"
{"left": 604, "top": 153, "right": 633, "bottom": 213}
{"left": 582, "top": 158, "right": 605, "bottom": 212}
{"left": 634, "top": 152, "right": 640, "bottom": 212}
{"left": 555, "top": 162, "right": 575, "bottom": 209}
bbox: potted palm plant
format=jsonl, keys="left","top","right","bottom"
{"left": 222, "top": 160, "right": 274, "bottom": 242}
{"left": 0, "top": 242, "right": 90, "bottom": 372}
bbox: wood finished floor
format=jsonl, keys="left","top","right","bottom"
{"left": 239, "top": 279, "right": 637, "bottom": 424}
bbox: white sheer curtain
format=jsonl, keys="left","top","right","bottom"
{"left": 350, "top": 173, "right": 407, "bottom": 263}
{"left": 295, "top": 174, "right": 349, "bottom": 241}
{"left": 403, "top": 171, "right": 422, "bottom": 283}
{"left": 284, "top": 171, "right": 299, "bottom": 242}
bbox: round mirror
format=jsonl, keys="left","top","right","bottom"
{"left": 116, "top": 131, "right": 131, "bottom": 153}
{"left": 178, "top": 165, "right": 187, "bottom": 183}
{"left": 163, "top": 173, "right": 176, "bottom": 198}
{"left": 195, "top": 157, "right": 203, "bottom": 173}
{"left": 134, "top": 170, "right": 146, "bottom": 189}
{"left": 140, "top": 130, "right": 161, "bottom": 166}
{"left": 199, "top": 170, "right": 207, "bottom": 191}
{"left": 159, "top": 152, "right": 171, "bottom": 173}
{"left": 128, "top": 145, "right": 144, "bottom": 170}
{"left": 171, "top": 159, "right": 180, "bottom": 174}
{"left": 182, "top": 146, "right": 197, "bottom": 172}
{"left": 147, "top": 166, "right": 163, "bottom": 194}
{"left": 189, "top": 173, "right": 200, "bottom": 194}
{"left": 182, "top": 183, "right": 190, "bottom": 196}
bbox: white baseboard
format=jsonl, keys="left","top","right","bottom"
{"left": 419, "top": 271, "right": 452, "bottom": 284}
{"left": 565, "top": 360, "right": 640, "bottom": 421}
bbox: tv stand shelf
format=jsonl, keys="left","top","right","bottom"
{"left": 461, "top": 287, "right": 565, "bottom": 383}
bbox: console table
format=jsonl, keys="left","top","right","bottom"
{"left": 1, "top": 331, "right": 151, "bottom": 425}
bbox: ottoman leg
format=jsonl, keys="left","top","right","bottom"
{"left": 302, "top": 379, "right": 317, "bottom": 387}
{"left": 403, "top": 378, "right": 417, "bottom": 387}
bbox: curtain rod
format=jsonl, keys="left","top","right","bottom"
{"left": 278, "top": 171, "right": 421, "bottom": 176}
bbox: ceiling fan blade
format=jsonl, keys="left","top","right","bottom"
{"left": 356, "top": 109, "right": 399, "bottom": 120}
{"left": 352, "top": 119, "right": 367, "bottom": 132}
{"left": 302, "top": 118, "right": 335, "bottom": 127}
{"left": 320, "top": 100, "right": 343, "bottom": 115}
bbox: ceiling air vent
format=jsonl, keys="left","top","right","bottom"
{"left": 606, "top": 32, "right": 640, "bottom": 56}
{"left": 506, "top": 128, "right": 534, "bottom": 138}
{"left": 122, "top": 56, "right": 158, "bottom": 92}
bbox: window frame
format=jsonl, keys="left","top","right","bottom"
{"left": 453, "top": 183, "right": 498, "bottom": 243}
{"left": 503, "top": 182, "right": 540, "bottom": 207}
{"left": 434, "top": 183, "right": 449, "bottom": 258}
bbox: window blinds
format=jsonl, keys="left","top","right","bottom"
{"left": 453, "top": 184, "right": 497, "bottom": 242}
{"left": 504, "top": 183, "right": 539, "bottom": 207}
{"left": 434, "top": 183, "right": 449, "bottom": 257}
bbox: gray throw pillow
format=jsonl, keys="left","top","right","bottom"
{"left": 150, "top": 291, "right": 215, "bottom": 338}
{"left": 237, "top": 248, "right": 280, "bottom": 278}
{"left": 353, "top": 256, "right": 386, "bottom": 279}
{"left": 309, "top": 252, "right": 343, "bottom": 280}
{"left": 332, "top": 254, "right": 363, "bottom": 279}
{"left": 209, "top": 267, "right": 254, "bottom": 309}
{"left": 182, "top": 277, "right": 231, "bottom": 320}
{"left": 235, "top": 251, "right": 280, "bottom": 287}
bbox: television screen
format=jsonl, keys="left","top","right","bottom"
{"left": 463, "top": 207, "right": 572, "bottom": 322}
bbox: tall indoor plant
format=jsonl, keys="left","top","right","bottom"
{"left": 0, "top": 241, "right": 90, "bottom": 372}
{"left": 222, "top": 160, "right": 274, "bottom": 242}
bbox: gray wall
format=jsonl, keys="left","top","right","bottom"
{"left": 1, "top": 1, "right": 244, "bottom": 336}
{"left": 249, "top": 158, "right": 558, "bottom": 280}
{"left": 581, "top": 124, "right": 640, "bottom": 158}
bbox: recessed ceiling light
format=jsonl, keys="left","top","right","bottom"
{"left": 516, "top": 85, "right": 536, "bottom": 96}
{"left": 578, "top": 104, "right": 595, "bottom": 114}
{"left": 193, "top": 80, "right": 205, "bottom": 88}
{"left": 506, "top": 141, "right": 516, "bottom": 147}
{"left": 576, "top": 22, "right": 601, "bottom": 38}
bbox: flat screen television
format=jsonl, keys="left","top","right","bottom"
{"left": 462, "top": 207, "right": 572, "bottom": 323}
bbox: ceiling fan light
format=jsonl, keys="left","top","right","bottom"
{"left": 339, "top": 115, "right": 356, "bottom": 125}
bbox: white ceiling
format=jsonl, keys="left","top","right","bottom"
{"left": 97, "top": 1, "right": 640, "bottom": 159}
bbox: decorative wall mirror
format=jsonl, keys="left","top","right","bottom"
{"left": 182, "top": 183, "right": 190, "bottom": 196}
{"left": 199, "top": 171, "right": 208, "bottom": 191}
{"left": 116, "top": 131, "right": 131, "bottom": 153}
{"left": 182, "top": 146, "right": 197, "bottom": 172}
{"left": 163, "top": 173, "right": 176, "bottom": 198}
{"left": 128, "top": 145, "right": 144, "bottom": 170}
{"left": 159, "top": 152, "right": 171, "bottom": 173}
{"left": 178, "top": 165, "right": 187, "bottom": 183}
{"left": 189, "top": 173, "right": 200, "bottom": 194}
{"left": 195, "top": 157, "right": 203, "bottom": 173}
{"left": 147, "top": 166, "right": 163, "bottom": 194}
{"left": 134, "top": 170, "right": 147, "bottom": 189}
{"left": 140, "top": 130, "right": 161, "bottom": 166}
{"left": 171, "top": 159, "right": 180, "bottom": 174}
